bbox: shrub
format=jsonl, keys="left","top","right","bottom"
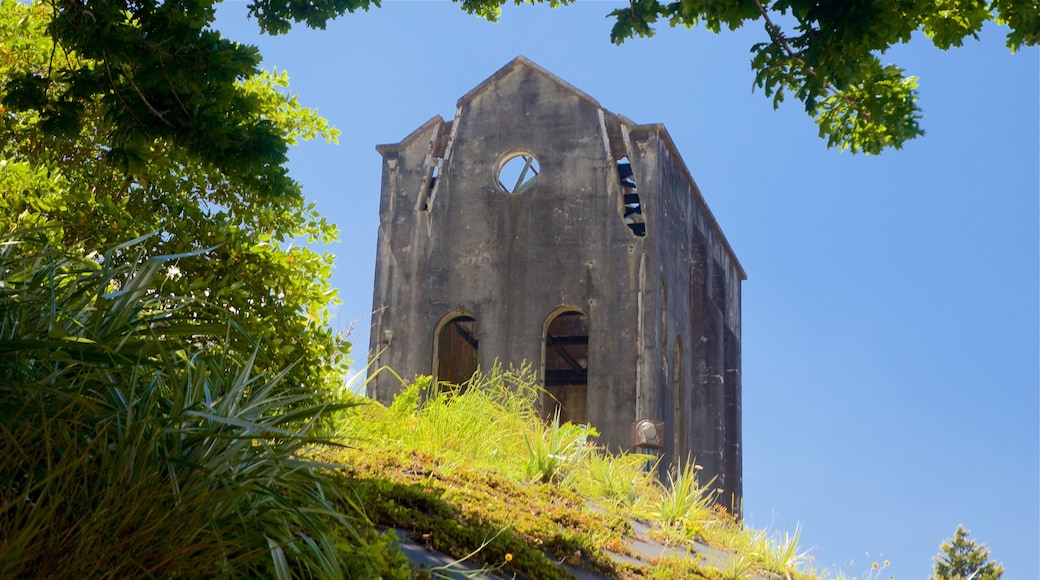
{"left": 0, "top": 233, "right": 360, "bottom": 578}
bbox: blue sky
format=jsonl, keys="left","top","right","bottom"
{"left": 214, "top": 2, "right": 1039, "bottom": 577}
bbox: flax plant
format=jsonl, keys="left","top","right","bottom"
{"left": 651, "top": 459, "right": 718, "bottom": 530}
{"left": 0, "top": 232, "right": 366, "bottom": 579}
{"left": 522, "top": 407, "right": 596, "bottom": 484}
{"left": 763, "top": 526, "right": 810, "bottom": 577}
{"left": 566, "top": 449, "right": 658, "bottom": 514}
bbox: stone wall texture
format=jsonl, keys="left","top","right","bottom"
{"left": 368, "top": 56, "right": 745, "bottom": 507}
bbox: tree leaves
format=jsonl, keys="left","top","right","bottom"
{"left": 7, "top": 0, "right": 1037, "bottom": 157}
{"left": 992, "top": 0, "right": 1040, "bottom": 51}
{"left": 599, "top": 0, "right": 1033, "bottom": 153}
{"left": 0, "top": 1, "right": 348, "bottom": 407}
{"left": 930, "top": 525, "right": 1005, "bottom": 580}
{"left": 922, "top": 0, "right": 991, "bottom": 49}
{"left": 247, "top": 0, "right": 381, "bottom": 34}
{"left": 814, "top": 63, "right": 924, "bottom": 154}
{"left": 41, "top": 0, "right": 280, "bottom": 192}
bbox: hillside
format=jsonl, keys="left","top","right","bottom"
{"left": 0, "top": 239, "right": 860, "bottom": 579}
{"left": 0, "top": 238, "right": 827, "bottom": 580}
{"left": 322, "top": 366, "right": 836, "bottom": 580}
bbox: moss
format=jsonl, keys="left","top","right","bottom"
{"left": 320, "top": 446, "right": 638, "bottom": 579}
{"left": 317, "top": 370, "right": 817, "bottom": 580}
{"left": 337, "top": 476, "right": 576, "bottom": 579}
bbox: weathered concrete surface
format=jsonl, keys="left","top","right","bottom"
{"left": 368, "top": 56, "right": 745, "bottom": 506}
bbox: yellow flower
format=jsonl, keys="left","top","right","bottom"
{"left": 884, "top": 560, "right": 890, "bottom": 567}
{"left": 872, "top": 562, "right": 879, "bottom": 569}
{"left": 505, "top": 553, "right": 513, "bottom": 562}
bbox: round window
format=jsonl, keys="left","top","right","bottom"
{"left": 497, "top": 153, "right": 539, "bottom": 194}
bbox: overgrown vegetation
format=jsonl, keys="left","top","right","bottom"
{"left": 0, "top": 238, "right": 905, "bottom": 579}
{"left": 0, "top": 0, "right": 348, "bottom": 409}
{"left": 323, "top": 365, "right": 834, "bottom": 579}
{"left": 1, "top": 0, "right": 1014, "bottom": 577}
{"left": 0, "top": 233, "right": 400, "bottom": 579}
{"left": 9, "top": 0, "right": 1036, "bottom": 159}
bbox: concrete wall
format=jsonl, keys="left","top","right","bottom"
{"left": 368, "top": 56, "right": 744, "bottom": 507}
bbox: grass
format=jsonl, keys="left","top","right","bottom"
{"left": 523, "top": 407, "right": 595, "bottom": 484}
{"left": 1, "top": 232, "right": 860, "bottom": 579}
{"left": 324, "top": 365, "right": 831, "bottom": 579}
{"left": 651, "top": 459, "right": 718, "bottom": 532}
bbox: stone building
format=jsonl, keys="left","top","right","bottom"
{"left": 368, "top": 56, "right": 745, "bottom": 506}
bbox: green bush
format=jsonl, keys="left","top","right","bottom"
{"left": 0, "top": 233, "right": 364, "bottom": 579}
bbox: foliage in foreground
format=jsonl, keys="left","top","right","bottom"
{"left": 1, "top": 234, "right": 1001, "bottom": 578}
{"left": 9, "top": 0, "right": 1036, "bottom": 163}
{"left": 327, "top": 366, "right": 824, "bottom": 579}
{"left": 0, "top": 0, "right": 346, "bottom": 405}
{"left": 0, "top": 235, "right": 397, "bottom": 579}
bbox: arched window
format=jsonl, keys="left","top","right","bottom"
{"left": 542, "top": 309, "right": 589, "bottom": 423}
{"left": 433, "top": 313, "right": 479, "bottom": 390}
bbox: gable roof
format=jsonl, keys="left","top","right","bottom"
{"left": 373, "top": 57, "right": 744, "bottom": 277}
{"left": 375, "top": 56, "right": 615, "bottom": 155}
{"left": 456, "top": 55, "right": 607, "bottom": 113}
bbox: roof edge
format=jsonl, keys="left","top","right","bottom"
{"left": 375, "top": 114, "right": 445, "bottom": 155}
{"left": 633, "top": 123, "right": 747, "bottom": 280}
{"left": 456, "top": 55, "right": 607, "bottom": 113}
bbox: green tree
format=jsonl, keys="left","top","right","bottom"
{"left": 9, "top": 0, "right": 1037, "bottom": 160}
{"left": 0, "top": 1, "right": 347, "bottom": 399}
{"left": 599, "top": 0, "right": 1037, "bottom": 154}
{"left": 930, "top": 525, "right": 1005, "bottom": 580}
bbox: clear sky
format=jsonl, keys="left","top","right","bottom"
{"left": 214, "top": 2, "right": 1038, "bottom": 577}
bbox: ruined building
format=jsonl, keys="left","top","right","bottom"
{"left": 368, "top": 56, "right": 745, "bottom": 506}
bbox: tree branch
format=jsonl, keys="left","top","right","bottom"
{"left": 115, "top": 56, "right": 173, "bottom": 127}
{"left": 748, "top": 0, "right": 870, "bottom": 122}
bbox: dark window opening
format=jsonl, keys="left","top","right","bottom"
{"left": 434, "top": 315, "right": 478, "bottom": 391}
{"left": 499, "top": 153, "right": 539, "bottom": 194}
{"left": 617, "top": 157, "right": 645, "bottom": 237}
{"left": 722, "top": 327, "right": 741, "bottom": 509}
{"left": 417, "top": 157, "right": 442, "bottom": 211}
{"left": 542, "top": 311, "right": 589, "bottom": 424}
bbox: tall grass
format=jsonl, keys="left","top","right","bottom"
{"left": 523, "top": 408, "right": 596, "bottom": 484}
{"left": 329, "top": 363, "right": 829, "bottom": 579}
{"left": 652, "top": 459, "right": 718, "bottom": 529}
{"left": 565, "top": 450, "right": 658, "bottom": 513}
{"left": 338, "top": 363, "right": 542, "bottom": 479}
{"left": 0, "top": 232, "right": 365, "bottom": 578}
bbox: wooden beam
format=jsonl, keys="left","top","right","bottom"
{"left": 545, "top": 369, "right": 588, "bottom": 386}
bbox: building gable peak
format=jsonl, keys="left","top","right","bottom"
{"left": 456, "top": 55, "right": 606, "bottom": 112}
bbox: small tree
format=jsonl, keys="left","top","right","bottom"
{"left": 930, "top": 525, "right": 1004, "bottom": 580}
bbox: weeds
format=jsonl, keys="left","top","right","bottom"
{"left": 652, "top": 459, "right": 718, "bottom": 531}
{"left": 523, "top": 408, "right": 596, "bottom": 484}
{"left": 566, "top": 449, "right": 658, "bottom": 514}
{"left": 0, "top": 234, "right": 836, "bottom": 579}
{"left": 764, "top": 526, "right": 810, "bottom": 576}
